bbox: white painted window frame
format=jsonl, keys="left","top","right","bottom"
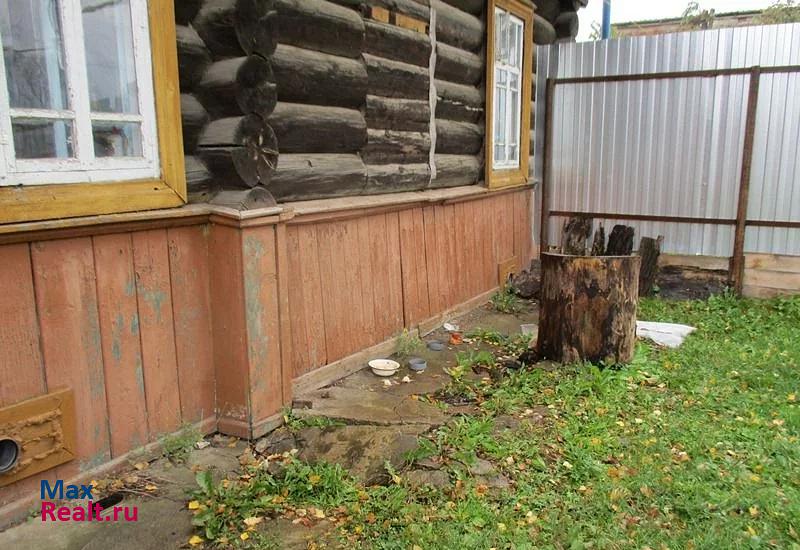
{"left": 491, "top": 6, "right": 524, "bottom": 170}
{"left": 0, "top": 0, "right": 159, "bottom": 187}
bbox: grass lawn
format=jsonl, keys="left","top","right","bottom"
{"left": 191, "top": 295, "right": 800, "bottom": 549}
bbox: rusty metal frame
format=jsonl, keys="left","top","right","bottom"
{"left": 539, "top": 64, "right": 800, "bottom": 294}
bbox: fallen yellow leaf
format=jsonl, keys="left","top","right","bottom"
{"left": 240, "top": 532, "right": 250, "bottom": 541}
{"left": 188, "top": 535, "right": 203, "bottom": 546}
{"left": 188, "top": 500, "right": 200, "bottom": 510}
{"left": 243, "top": 516, "right": 263, "bottom": 528}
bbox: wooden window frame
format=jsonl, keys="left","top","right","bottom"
{"left": 485, "top": 0, "right": 533, "bottom": 190}
{"left": 0, "top": 0, "right": 185, "bottom": 225}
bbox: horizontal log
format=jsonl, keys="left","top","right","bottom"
{"left": 435, "top": 119, "right": 483, "bottom": 154}
{"left": 198, "top": 115, "right": 278, "bottom": 187}
{"left": 176, "top": 25, "right": 211, "bottom": 91}
{"left": 194, "top": 0, "right": 276, "bottom": 57}
{"left": 364, "top": 53, "right": 429, "bottom": 100}
{"left": 184, "top": 155, "right": 213, "bottom": 202}
{"left": 272, "top": 44, "right": 367, "bottom": 108}
{"left": 439, "top": 0, "right": 483, "bottom": 15}
{"left": 432, "top": 0, "right": 484, "bottom": 52}
{"left": 237, "top": 0, "right": 278, "bottom": 56}
{"left": 268, "top": 102, "right": 366, "bottom": 153}
{"left": 210, "top": 186, "right": 277, "bottom": 209}
{"left": 364, "top": 20, "right": 431, "bottom": 68}
{"left": 534, "top": 13, "right": 557, "bottom": 45}
{"left": 181, "top": 94, "right": 209, "bottom": 153}
{"left": 365, "top": 95, "right": 430, "bottom": 132}
{"left": 270, "top": 154, "right": 367, "bottom": 201}
{"left": 431, "top": 154, "right": 482, "bottom": 188}
{"left": 274, "top": 0, "right": 364, "bottom": 59}
{"left": 198, "top": 56, "right": 277, "bottom": 119}
{"left": 554, "top": 11, "right": 579, "bottom": 40}
{"left": 435, "top": 79, "right": 483, "bottom": 122}
{"left": 534, "top": 0, "right": 562, "bottom": 24}
{"left": 175, "top": 0, "right": 202, "bottom": 25}
{"left": 435, "top": 42, "right": 483, "bottom": 86}
{"left": 362, "top": 128, "right": 430, "bottom": 164}
{"left": 365, "top": 163, "right": 431, "bottom": 193}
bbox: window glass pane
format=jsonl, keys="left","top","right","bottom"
{"left": 82, "top": 0, "right": 139, "bottom": 113}
{"left": 0, "top": 0, "right": 69, "bottom": 110}
{"left": 510, "top": 89, "right": 519, "bottom": 144}
{"left": 494, "top": 144, "right": 504, "bottom": 163}
{"left": 509, "top": 21, "right": 517, "bottom": 69}
{"left": 513, "top": 20, "right": 523, "bottom": 68}
{"left": 12, "top": 118, "right": 73, "bottom": 158}
{"left": 495, "top": 10, "right": 506, "bottom": 64}
{"left": 92, "top": 121, "right": 142, "bottom": 157}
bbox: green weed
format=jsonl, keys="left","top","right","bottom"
{"left": 282, "top": 409, "right": 344, "bottom": 433}
{"left": 490, "top": 285, "right": 521, "bottom": 313}
{"left": 160, "top": 424, "right": 202, "bottom": 463}
{"left": 395, "top": 328, "right": 423, "bottom": 359}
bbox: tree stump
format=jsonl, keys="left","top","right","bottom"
{"left": 638, "top": 236, "right": 663, "bottom": 297}
{"left": 537, "top": 253, "right": 641, "bottom": 364}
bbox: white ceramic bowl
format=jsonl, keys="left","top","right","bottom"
{"left": 368, "top": 359, "right": 400, "bottom": 377}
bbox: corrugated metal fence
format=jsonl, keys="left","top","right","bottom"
{"left": 533, "top": 23, "right": 800, "bottom": 261}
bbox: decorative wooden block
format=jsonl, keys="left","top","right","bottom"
{"left": 498, "top": 256, "right": 518, "bottom": 286}
{"left": 0, "top": 388, "right": 76, "bottom": 487}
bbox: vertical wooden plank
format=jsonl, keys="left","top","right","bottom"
{"left": 454, "top": 202, "right": 468, "bottom": 303}
{"left": 132, "top": 229, "right": 181, "bottom": 437}
{"left": 167, "top": 226, "right": 215, "bottom": 424}
{"left": 412, "top": 208, "right": 431, "bottom": 321}
{"left": 489, "top": 196, "right": 501, "bottom": 281}
{"left": 341, "top": 219, "right": 366, "bottom": 352}
{"left": 31, "top": 238, "right": 111, "bottom": 471}
{"left": 384, "top": 212, "right": 405, "bottom": 332}
{"left": 473, "top": 199, "right": 490, "bottom": 293}
{"left": 366, "top": 214, "right": 394, "bottom": 340}
{"left": 209, "top": 223, "right": 249, "bottom": 425}
{"left": 93, "top": 234, "right": 148, "bottom": 456}
{"left": 502, "top": 193, "right": 516, "bottom": 261}
{"left": 442, "top": 204, "right": 458, "bottom": 310}
{"left": 0, "top": 243, "right": 45, "bottom": 408}
{"left": 242, "top": 226, "right": 283, "bottom": 421}
{"left": 423, "top": 206, "right": 442, "bottom": 315}
{"left": 399, "top": 209, "right": 420, "bottom": 324}
{"left": 286, "top": 226, "right": 309, "bottom": 376}
{"left": 287, "top": 225, "right": 327, "bottom": 378}
{"left": 463, "top": 200, "right": 479, "bottom": 298}
{"left": 274, "top": 222, "right": 294, "bottom": 405}
{"left": 522, "top": 191, "right": 534, "bottom": 269}
{"left": 318, "top": 221, "right": 351, "bottom": 361}
{"left": 513, "top": 191, "right": 526, "bottom": 270}
{"left": 356, "top": 216, "right": 378, "bottom": 347}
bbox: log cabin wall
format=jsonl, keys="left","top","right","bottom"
{"left": 177, "top": 0, "right": 493, "bottom": 204}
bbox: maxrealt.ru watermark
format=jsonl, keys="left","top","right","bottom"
{"left": 40, "top": 480, "right": 138, "bottom": 522}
